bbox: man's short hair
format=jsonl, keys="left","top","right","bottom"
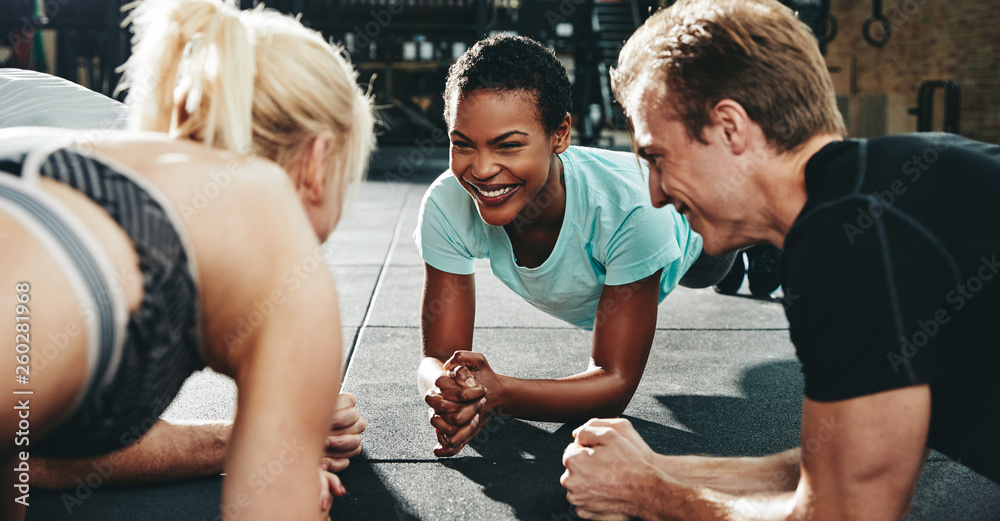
{"left": 443, "top": 34, "right": 572, "bottom": 135}
{"left": 612, "top": 0, "right": 846, "bottom": 152}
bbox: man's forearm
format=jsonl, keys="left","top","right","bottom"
{"left": 634, "top": 468, "right": 796, "bottom": 521}
{"left": 649, "top": 488, "right": 797, "bottom": 521}
{"left": 33, "top": 420, "right": 230, "bottom": 489}
{"left": 562, "top": 423, "right": 802, "bottom": 521}
{"left": 652, "top": 448, "right": 801, "bottom": 495}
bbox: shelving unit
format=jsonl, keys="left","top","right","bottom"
{"left": 1, "top": 0, "right": 668, "bottom": 145}
{"left": 251, "top": 0, "right": 655, "bottom": 145}
{"left": 0, "top": 0, "right": 129, "bottom": 97}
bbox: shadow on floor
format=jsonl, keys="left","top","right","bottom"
{"left": 642, "top": 359, "right": 804, "bottom": 457}
{"left": 26, "top": 361, "right": 804, "bottom": 520}
{"left": 331, "top": 448, "right": 422, "bottom": 520}
{"left": 333, "top": 419, "right": 585, "bottom": 520}
{"left": 27, "top": 475, "right": 223, "bottom": 521}
{"left": 443, "top": 419, "right": 584, "bottom": 521}
{"left": 442, "top": 360, "right": 804, "bottom": 520}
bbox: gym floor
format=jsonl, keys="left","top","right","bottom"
{"left": 26, "top": 174, "right": 1000, "bottom": 520}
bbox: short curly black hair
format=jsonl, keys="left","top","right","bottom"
{"left": 443, "top": 35, "right": 572, "bottom": 135}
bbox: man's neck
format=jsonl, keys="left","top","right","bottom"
{"left": 758, "top": 133, "right": 843, "bottom": 249}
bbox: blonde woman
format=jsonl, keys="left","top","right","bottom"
{"left": 0, "top": 69, "right": 369, "bottom": 508}
{"left": 0, "top": 0, "right": 374, "bottom": 519}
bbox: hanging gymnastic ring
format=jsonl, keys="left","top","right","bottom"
{"left": 863, "top": 15, "right": 892, "bottom": 47}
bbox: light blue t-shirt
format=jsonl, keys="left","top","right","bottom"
{"left": 414, "top": 145, "right": 703, "bottom": 330}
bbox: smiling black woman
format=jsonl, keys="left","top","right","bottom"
{"left": 413, "top": 34, "right": 737, "bottom": 458}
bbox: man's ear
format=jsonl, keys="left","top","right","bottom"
{"left": 711, "top": 99, "right": 751, "bottom": 155}
{"left": 552, "top": 112, "right": 572, "bottom": 154}
{"left": 301, "top": 131, "right": 337, "bottom": 203}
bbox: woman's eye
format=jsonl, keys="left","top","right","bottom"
{"left": 498, "top": 142, "right": 522, "bottom": 150}
{"left": 451, "top": 141, "right": 471, "bottom": 149}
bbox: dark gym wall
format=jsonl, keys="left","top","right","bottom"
{"left": 824, "top": 0, "right": 1000, "bottom": 143}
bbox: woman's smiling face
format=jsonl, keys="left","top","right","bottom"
{"left": 448, "top": 89, "right": 569, "bottom": 227}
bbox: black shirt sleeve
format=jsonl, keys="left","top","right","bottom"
{"left": 781, "top": 198, "right": 954, "bottom": 402}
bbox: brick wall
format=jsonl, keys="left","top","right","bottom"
{"left": 824, "top": 0, "right": 1000, "bottom": 143}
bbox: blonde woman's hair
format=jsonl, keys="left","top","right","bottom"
{"left": 117, "top": 0, "right": 375, "bottom": 193}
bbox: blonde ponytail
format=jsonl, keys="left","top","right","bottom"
{"left": 118, "top": 0, "right": 255, "bottom": 153}
{"left": 118, "top": 0, "right": 374, "bottom": 192}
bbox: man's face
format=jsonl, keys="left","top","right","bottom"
{"left": 627, "top": 81, "right": 751, "bottom": 256}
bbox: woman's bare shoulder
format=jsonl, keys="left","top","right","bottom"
{"left": 83, "top": 136, "right": 327, "bottom": 369}
{"left": 89, "top": 135, "right": 315, "bottom": 284}
{"left": 90, "top": 135, "right": 289, "bottom": 192}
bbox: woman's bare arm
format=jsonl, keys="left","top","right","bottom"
{"left": 487, "top": 269, "right": 662, "bottom": 421}
{"left": 422, "top": 267, "right": 661, "bottom": 455}
{"left": 117, "top": 147, "right": 344, "bottom": 519}
{"left": 188, "top": 160, "right": 343, "bottom": 520}
{"left": 418, "top": 264, "right": 478, "bottom": 396}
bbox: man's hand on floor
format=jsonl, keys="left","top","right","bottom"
{"left": 561, "top": 419, "right": 661, "bottom": 521}
{"left": 33, "top": 392, "right": 367, "bottom": 491}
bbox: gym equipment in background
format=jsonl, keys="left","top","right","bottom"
{"left": 910, "top": 80, "right": 961, "bottom": 134}
{"left": 862, "top": 0, "right": 892, "bottom": 47}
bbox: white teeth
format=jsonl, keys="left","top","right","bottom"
{"left": 476, "top": 185, "right": 514, "bottom": 198}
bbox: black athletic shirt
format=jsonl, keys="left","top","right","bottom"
{"left": 780, "top": 133, "right": 1000, "bottom": 483}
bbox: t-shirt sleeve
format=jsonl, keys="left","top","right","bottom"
{"left": 602, "top": 204, "right": 683, "bottom": 286}
{"left": 413, "top": 182, "right": 477, "bottom": 275}
{"left": 783, "top": 202, "right": 949, "bottom": 402}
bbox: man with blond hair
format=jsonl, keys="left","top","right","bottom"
{"left": 560, "top": 0, "right": 1000, "bottom": 519}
